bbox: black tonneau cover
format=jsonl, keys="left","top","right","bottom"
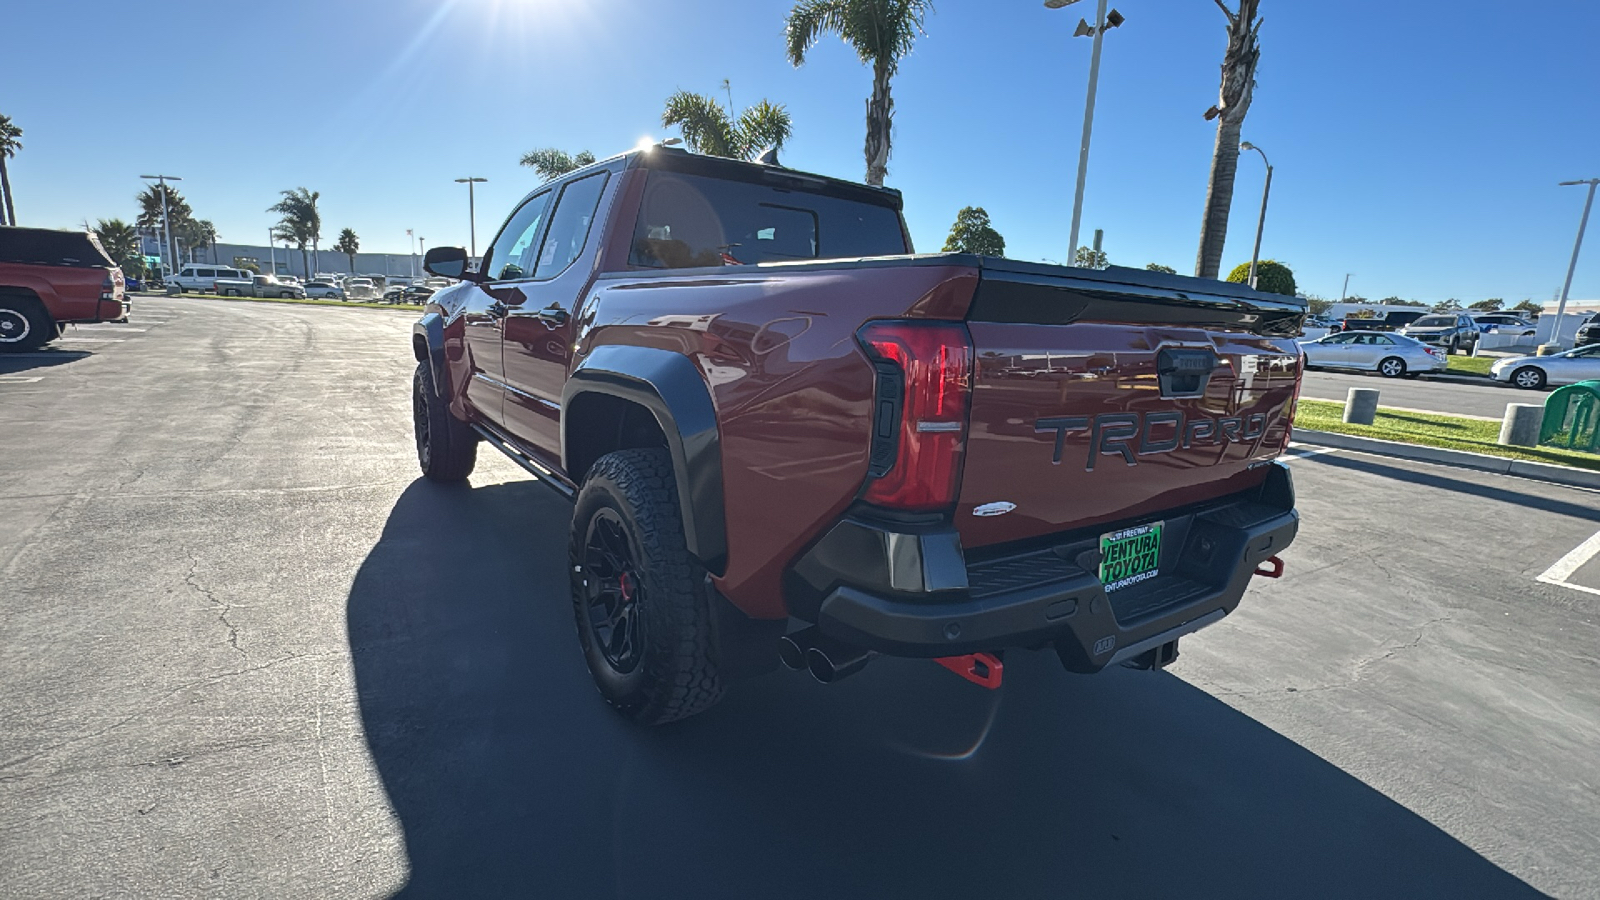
{"left": 964, "top": 258, "right": 1306, "bottom": 337}
{"left": 0, "top": 226, "right": 115, "bottom": 268}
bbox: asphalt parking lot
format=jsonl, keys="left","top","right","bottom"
{"left": 2, "top": 297, "right": 1597, "bottom": 898}
{"left": 1301, "top": 367, "right": 1531, "bottom": 418}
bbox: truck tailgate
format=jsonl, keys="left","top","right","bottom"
{"left": 954, "top": 264, "right": 1303, "bottom": 550}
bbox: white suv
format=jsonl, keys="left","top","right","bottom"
{"left": 169, "top": 265, "right": 253, "bottom": 293}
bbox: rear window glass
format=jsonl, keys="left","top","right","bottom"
{"left": 629, "top": 171, "right": 906, "bottom": 269}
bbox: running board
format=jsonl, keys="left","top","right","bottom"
{"left": 470, "top": 423, "right": 576, "bottom": 500}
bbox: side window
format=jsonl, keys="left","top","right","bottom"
{"left": 1322, "top": 334, "right": 1354, "bottom": 344}
{"left": 181, "top": 268, "right": 196, "bottom": 278}
{"left": 198, "top": 268, "right": 216, "bottom": 279}
{"left": 1375, "top": 335, "right": 1395, "bottom": 345}
{"left": 484, "top": 191, "right": 553, "bottom": 282}
{"left": 533, "top": 173, "right": 610, "bottom": 279}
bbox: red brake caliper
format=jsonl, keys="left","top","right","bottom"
{"left": 934, "top": 652, "right": 1004, "bottom": 689}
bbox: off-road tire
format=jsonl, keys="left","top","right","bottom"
{"left": 0, "top": 295, "right": 55, "bottom": 353}
{"left": 570, "top": 448, "right": 723, "bottom": 725}
{"left": 412, "top": 358, "right": 476, "bottom": 481}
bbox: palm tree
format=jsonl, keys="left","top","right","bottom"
{"left": 785, "top": 0, "right": 930, "bottom": 186}
{"left": 268, "top": 188, "right": 321, "bottom": 279}
{"left": 92, "top": 218, "right": 141, "bottom": 266}
{"left": 660, "top": 92, "right": 793, "bottom": 160}
{"left": 332, "top": 228, "right": 360, "bottom": 272}
{"left": 0, "top": 114, "right": 24, "bottom": 226}
{"left": 193, "top": 220, "right": 218, "bottom": 263}
{"left": 1194, "top": 0, "right": 1263, "bottom": 279}
{"left": 519, "top": 148, "right": 597, "bottom": 181}
{"left": 135, "top": 184, "right": 193, "bottom": 264}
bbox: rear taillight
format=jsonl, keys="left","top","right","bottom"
{"left": 856, "top": 321, "right": 973, "bottom": 512}
{"left": 1285, "top": 351, "right": 1306, "bottom": 446}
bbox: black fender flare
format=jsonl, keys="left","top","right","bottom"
{"left": 411, "top": 313, "right": 450, "bottom": 402}
{"left": 563, "top": 345, "right": 726, "bottom": 573}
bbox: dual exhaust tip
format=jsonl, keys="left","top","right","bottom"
{"left": 778, "top": 627, "right": 875, "bottom": 684}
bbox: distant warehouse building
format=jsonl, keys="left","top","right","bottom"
{"left": 138, "top": 233, "right": 425, "bottom": 280}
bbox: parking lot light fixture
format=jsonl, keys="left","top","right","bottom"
{"left": 1240, "top": 142, "right": 1272, "bottom": 289}
{"left": 140, "top": 174, "right": 181, "bottom": 278}
{"left": 1550, "top": 178, "right": 1599, "bottom": 350}
{"left": 455, "top": 177, "right": 488, "bottom": 258}
{"left": 1046, "top": 0, "right": 1124, "bottom": 265}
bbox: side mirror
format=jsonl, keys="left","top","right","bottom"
{"left": 424, "top": 246, "right": 476, "bottom": 281}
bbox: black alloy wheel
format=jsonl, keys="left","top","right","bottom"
{"left": 580, "top": 509, "right": 645, "bottom": 673}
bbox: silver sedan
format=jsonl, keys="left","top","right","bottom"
{"left": 1297, "top": 330, "right": 1448, "bottom": 378}
{"left": 1490, "top": 344, "right": 1600, "bottom": 390}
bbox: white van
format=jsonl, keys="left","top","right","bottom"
{"left": 169, "top": 264, "right": 254, "bottom": 293}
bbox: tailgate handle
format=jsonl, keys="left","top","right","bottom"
{"left": 1156, "top": 347, "right": 1219, "bottom": 399}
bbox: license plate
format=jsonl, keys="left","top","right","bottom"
{"left": 1099, "top": 522, "right": 1163, "bottom": 591}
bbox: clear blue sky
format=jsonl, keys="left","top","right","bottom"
{"left": 7, "top": 0, "right": 1598, "bottom": 302}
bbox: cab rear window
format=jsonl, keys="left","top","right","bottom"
{"left": 629, "top": 171, "right": 906, "bottom": 269}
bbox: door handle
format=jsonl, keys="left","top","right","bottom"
{"left": 487, "top": 300, "right": 509, "bottom": 319}
{"left": 536, "top": 304, "right": 569, "bottom": 326}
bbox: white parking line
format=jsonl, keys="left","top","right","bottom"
{"left": 1281, "top": 446, "right": 1342, "bottom": 460}
{"left": 54, "top": 338, "right": 125, "bottom": 343}
{"left": 0, "top": 376, "right": 43, "bottom": 384}
{"left": 1537, "top": 529, "right": 1600, "bottom": 597}
{"left": 73, "top": 327, "right": 148, "bottom": 332}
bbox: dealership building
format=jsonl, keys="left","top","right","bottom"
{"left": 138, "top": 232, "right": 429, "bottom": 280}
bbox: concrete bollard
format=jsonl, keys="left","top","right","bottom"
{"left": 1344, "top": 388, "right": 1380, "bottom": 425}
{"left": 1499, "top": 403, "right": 1543, "bottom": 447}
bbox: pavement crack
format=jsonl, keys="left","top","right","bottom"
{"left": 1209, "top": 615, "right": 1454, "bottom": 700}
{"left": 185, "top": 556, "right": 244, "bottom": 655}
{"left": 0, "top": 652, "right": 310, "bottom": 776}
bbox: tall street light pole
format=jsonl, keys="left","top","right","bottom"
{"left": 1340, "top": 273, "right": 1352, "bottom": 302}
{"left": 268, "top": 228, "right": 277, "bottom": 275}
{"left": 407, "top": 229, "right": 416, "bottom": 279}
{"left": 1552, "top": 178, "right": 1599, "bottom": 349}
{"left": 140, "top": 174, "right": 181, "bottom": 279}
{"left": 1046, "top": 0, "right": 1124, "bottom": 265}
{"left": 1239, "top": 141, "right": 1272, "bottom": 289}
{"left": 455, "top": 177, "right": 487, "bottom": 259}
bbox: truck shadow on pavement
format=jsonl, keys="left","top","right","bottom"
{"left": 348, "top": 479, "right": 1544, "bottom": 900}
{"left": 0, "top": 349, "right": 91, "bottom": 375}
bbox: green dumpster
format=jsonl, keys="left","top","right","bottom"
{"left": 1541, "top": 380, "right": 1600, "bottom": 452}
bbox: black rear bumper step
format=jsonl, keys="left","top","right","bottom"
{"left": 786, "top": 462, "right": 1298, "bottom": 672}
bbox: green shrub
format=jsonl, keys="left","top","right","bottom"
{"left": 1226, "top": 259, "right": 1296, "bottom": 296}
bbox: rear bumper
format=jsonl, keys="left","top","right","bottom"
{"left": 787, "top": 462, "right": 1298, "bottom": 672}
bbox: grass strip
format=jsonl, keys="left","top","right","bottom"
{"left": 1294, "top": 398, "right": 1600, "bottom": 472}
{"left": 1445, "top": 355, "right": 1495, "bottom": 376}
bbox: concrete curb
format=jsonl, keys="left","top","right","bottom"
{"left": 1418, "top": 371, "right": 1508, "bottom": 387}
{"left": 1293, "top": 429, "right": 1600, "bottom": 491}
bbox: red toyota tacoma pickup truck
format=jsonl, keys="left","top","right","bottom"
{"left": 0, "top": 226, "right": 129, "bottom": 352}
{"left": 411, "top": 147, "right": 1304, "bottom": 724}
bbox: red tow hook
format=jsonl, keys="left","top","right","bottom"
{"left": 934, "top": 652, "right": 1004, "bottom": 689}
{"left": 1255, "top": 555, "right": 1285, "bottom": 578}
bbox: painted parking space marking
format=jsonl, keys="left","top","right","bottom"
{"left": 1281, "top": 446, "right": 1342, "bottom": 460}
{"left": 0, "top": 376, "right": 43, "bottom": 384}
{"left": 54, "top": 337, "right": 126, "bottom": 343}
{"left": 1537, "top": 529, "right": 1600, "bottom": 597}
{"left": 72, "top": 327, "right": 148, "bottom": 332}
